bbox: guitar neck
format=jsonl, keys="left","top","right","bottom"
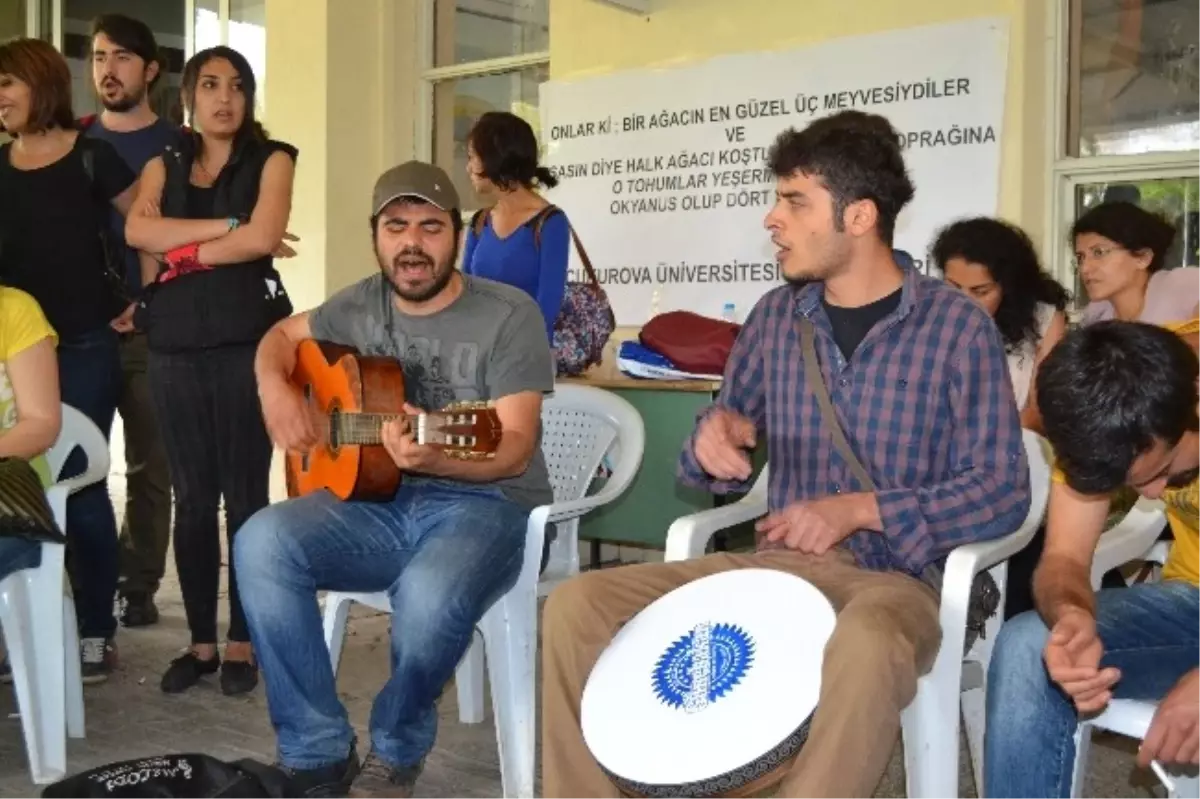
{"left": 334, "top": 412, "right": 418, "bottom": 446}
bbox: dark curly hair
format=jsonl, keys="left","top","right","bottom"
{"left": 1071, "top": 201, "right": 1177, "bottom": 274}
{"left": 468, "top": 111, "right": 558, "bottom": 191}
{"left": 1037, "top": 320, "right": 1199, "bottom": 494}
{"left": 933, "top": 217, "right": 1070, "bottom": 354}
{"left": 766, "top": 110, "right": 914, "bottom": 245}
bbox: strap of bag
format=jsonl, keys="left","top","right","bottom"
{"left": 535, "top": 205, "right": 603, "bottom": 292}
{"left": 798, "top": 317, "right": 876, "bottom": 492}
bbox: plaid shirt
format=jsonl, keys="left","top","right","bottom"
{"left": 678, "top": 264, "right": 1031, "bottom": 576}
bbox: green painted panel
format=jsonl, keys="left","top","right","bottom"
{"left": 579, "top": 388, "right": 714, "bottom": 548}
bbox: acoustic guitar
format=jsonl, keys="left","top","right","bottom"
{"left": 284, "top": 339, "right": 502, "bottom": 501}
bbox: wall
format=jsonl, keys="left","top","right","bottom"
{"left": 262, "top": 0, "right": 421, "bottom": 316}
{"left": 549, "top": 0, "right": 1050, "bottom": 241}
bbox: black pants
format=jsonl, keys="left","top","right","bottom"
{"left": 148, "top": 345, "right": 271, "bottom": 644}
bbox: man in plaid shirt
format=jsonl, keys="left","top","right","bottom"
{"left": 541, "top": 109, "right": 1031, "bottom": 797}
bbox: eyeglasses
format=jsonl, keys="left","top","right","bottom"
{"left": 1072, "top": 245, "right": 1125, "bottom": 269}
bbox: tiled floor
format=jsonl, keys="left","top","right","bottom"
{"left": 0, "top": 423, "right": 1161, "bottom": 797}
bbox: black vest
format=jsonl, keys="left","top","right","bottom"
{"left": 136, "top": 133, "right": 296, "bottom": 352}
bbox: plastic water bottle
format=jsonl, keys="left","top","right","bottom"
{"left": 650, "top": 286, "right": 662, "bottom": 318}
{"left": 721, "top": 302, "right": 737, "bottom": 323}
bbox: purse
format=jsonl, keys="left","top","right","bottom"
{"left": 41, "top": 753, "right": 290, "bottom": 798}
{"left": 797, "top": 318, "right": 999, "bottom": 651}
{"left": 471, "top": 206, "right": 615, "bottom": 377}
{"left": 0, "top": 457, "right": 66, "bottom": 544}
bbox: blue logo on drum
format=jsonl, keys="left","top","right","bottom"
{"left": 652, "top": 622, "right": 754, "bottom": 713}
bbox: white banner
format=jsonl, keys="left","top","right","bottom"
{"left": 540, "top": 17, "right": 1010, "bottom": 326}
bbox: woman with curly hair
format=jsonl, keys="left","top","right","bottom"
{"left": 1073, "top": 200, "right": 1198, "bottom": 325}
{"left": 934, "top": 217, "right": 1077, "bottom": 619}
{"left": 933, "top": 216, "right": 1069, "bottom": 431}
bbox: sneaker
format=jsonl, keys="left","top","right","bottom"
{"left": 161, "top": 651, "right": 220, "bottom": 694}
{"left": 80, "top": 638, "right": 117, "bottom": 684}
{"left": 119, "top": 592, "right": 160, "bottom": 627}
{"left": 280, "top": 740, "right": 361, "bottom": 797}
{"left": 348, "top": 751, "right": 423, "bottom": 798}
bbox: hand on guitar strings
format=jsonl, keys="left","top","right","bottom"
{"left": 260, "top": 378, "right": 318, "bottom": 452}
{"left": 380, "top": 403, "right": 443, "bottom": 474}
{"left": 693, "top": 408, "right": 756, "bottom": 481}
{"left": 755, "top": 494, "right": 865, "bottom": 554}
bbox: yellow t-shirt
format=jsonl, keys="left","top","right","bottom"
{"left": 0, "top": 287, "right": 57, "bottom": 485}
{"left": 1049, "top": 318, "right": 1199, "bottom": 587}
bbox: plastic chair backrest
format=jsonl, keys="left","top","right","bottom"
{"left": 44, "top": 404, "right": 110, "bottom": 485}
{"left": 540, "top": 384, "right": 638, "bottom": 503}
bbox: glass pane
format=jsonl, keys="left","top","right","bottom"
{"left": 431, "top": 64, "right": 547, "bottom": 210}
{"left": 230, "top": 0, "right": 266, "bottom": 115}
{"left": 433, "top": 0, "right": 549, "bottom": 67}
{"left": 62, "top": 0, "right": 186, "bottom": 124}
{"left": 194, "top": 0, "right": 220, "bottom": 53}
{"left": 1071, "top": 176, "right": 1200, "bottom": 307}
{"left": 1068, "top": 0, "right": 1199, "bottom": 156}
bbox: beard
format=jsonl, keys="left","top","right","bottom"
{"left": 98, "top": 80, "right": 146, "bottom": 113}
{"left": 781, "top": 232, "right": 852, "bottom": 285}
{"left": 378, "top": 242, "right": 458, "bottom": 303}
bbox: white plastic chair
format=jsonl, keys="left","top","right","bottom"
{"left": 663, "top": 429, "right": 1052, "bottom": 798}
{"left": 1068, "top": 502, "right": 1198, "bottom": 798}
{"left": 0, "top": 403, "right": 106, "bottom": 783}
{"left": 322, "top": 383, "right": 645, "bottom": 798}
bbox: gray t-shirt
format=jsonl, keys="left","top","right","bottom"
{"left": 309, "top": 273, "right": 555, "bottom": 509}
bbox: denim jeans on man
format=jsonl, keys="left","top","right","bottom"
{"left": 57, "top": 326, "right": 122, "bottom": 640}
{"left": 235, "top": 478, "right": 528, "bottom": 770}
{"left": 985, "top": 580, "right": 1200, "bottom": 797}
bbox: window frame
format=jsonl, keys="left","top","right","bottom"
{"left": 415, "top": 0, "right": 550, "bottom": 205}
{"left": 1043, "top": 0, "right": 1200, "bottom": 290}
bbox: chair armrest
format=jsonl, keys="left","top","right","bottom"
{"left": 44, "top": 484, "right": 69, "bottom": 530}
{"left": 1091, "top": 499, "right": 1167, "bottom": 586}
{"left": 664, "top": 492, "right": 768, "bottom": 562}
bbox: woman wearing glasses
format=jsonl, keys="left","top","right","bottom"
{"left": 1074, "top": 201, "right": 1199, "bottom": 325}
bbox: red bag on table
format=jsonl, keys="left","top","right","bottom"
{"left": 638, "top": 311, "right": 741, "bottom": 375}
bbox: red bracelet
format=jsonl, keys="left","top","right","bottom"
{"left": 160, "top": 242, "right": 209, "bottom": 282}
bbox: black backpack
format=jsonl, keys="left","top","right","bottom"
{"left": 41, "top": 753, "right": 291, "bottom": 798}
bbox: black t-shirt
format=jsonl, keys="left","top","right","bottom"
{"left": 822, "top": 287, "right": 902, "bottom": 360}
{"left": 0, "top": 135, "right": 136, "bottom": 339}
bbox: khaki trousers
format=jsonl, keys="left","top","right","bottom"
{"left": 540, "top": 549, "right": 942, "bottom": 797}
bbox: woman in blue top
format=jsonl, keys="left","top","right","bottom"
{"left": 462, "top": 111, "right": 569, "bottom": 341}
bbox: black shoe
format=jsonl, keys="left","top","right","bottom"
{"left": 120, "top": 592, "right": 160, "bottom": 627}
{"left": 161, "top": 651, "right": 219, "bottom": 693}
{"left": 281, "top": 741, "right": 361, "bottom": 798}
{"left": 220, "top": 659, "right": 258, "bottom": 696}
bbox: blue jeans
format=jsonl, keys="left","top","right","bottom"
{"left": 234, "top": 478, "right": 528, "bottom": 771}
{"left": 57, "top": 327, "right": 122, "bottom": 640}
{"left": 0, "top": 538, "right": 42, "bottom": 584}
{"left": 985, "top": 580, "right": 1200, "bottom": 797}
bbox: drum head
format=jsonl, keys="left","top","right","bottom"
{"left": 581, "top": 569, "right": 836, "bottom": 796}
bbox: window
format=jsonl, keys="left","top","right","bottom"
{"left": 421, "top": 0, "right": 550, "bottom": 209}
{"left": 1046, "top": 0, "right": 1199, "bottom": 306}
{"left": 1070, "top": 176, "right": 1199, "bottom": 301}
{"left": 189, "top": 0, "right": 265, "bottom": 113}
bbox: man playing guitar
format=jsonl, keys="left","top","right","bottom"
{"left": 237, "top": 161, "right": 554, "bottom": 798}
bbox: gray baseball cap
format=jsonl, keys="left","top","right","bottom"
{"left": 371, "top": 161, "right": 460, "bottom": 217}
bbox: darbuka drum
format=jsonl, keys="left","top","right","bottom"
{"left": 581, "top": 569, "right": 836, "bottom": 797}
